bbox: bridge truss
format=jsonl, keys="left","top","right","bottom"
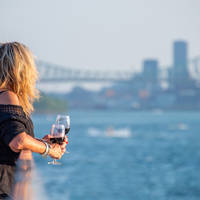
{"left": 36, "top": 56, "right": 200, "bottom": 83}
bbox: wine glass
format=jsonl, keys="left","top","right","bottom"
{"left": 48, "top": 124, "right": 65, "bottom": 165}
{"left": 56, "top": 115, "right": 70, "bottom": 153}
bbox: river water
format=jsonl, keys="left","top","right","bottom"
{"left": 32, "top": 110, "right": 200, "bottom": 200}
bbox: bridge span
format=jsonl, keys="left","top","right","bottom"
{"left": 36, "top": 56, "right": 200, "bottom": 83}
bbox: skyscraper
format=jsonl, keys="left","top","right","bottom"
{"left": 173, "top": 40, "right": 189, "bottom": 80}
{"left": 169, "top": 40, "right": 196, "bottom": 90}
{"left": 142, "top": 59, "right": 158, "bottom": 84}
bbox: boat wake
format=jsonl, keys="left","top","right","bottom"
{"left": 88, "top": 127, "right": 131, "bottom": 138}
{"left": 168, "top": 123, "right": 189, "bottom": 131}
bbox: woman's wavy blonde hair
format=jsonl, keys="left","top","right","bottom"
{"left": 0, "top": 42, "right": 39, "bottom": 115}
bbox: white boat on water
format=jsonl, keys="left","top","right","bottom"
{"left": 88, "top": 127, "right": 131, "bottom": 138}
{"left": 168, "top": 123, "right": 189, "bottom": 131}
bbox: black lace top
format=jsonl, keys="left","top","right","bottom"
{"left": 0, "top": 104, "right": 34, "bottom": 197}
{"left": 0, "top": 104, "right": 34, "bottom": 165}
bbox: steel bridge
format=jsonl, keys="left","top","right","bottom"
{"left": 36, "top": 56, "right": 200, "bottom": 83}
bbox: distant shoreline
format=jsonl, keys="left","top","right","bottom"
{"left": 33, "top": 107, "right": 200, "bottom": 115}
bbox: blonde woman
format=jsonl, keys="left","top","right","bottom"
{"left": 0, "top": 42, "right": 67, "bottom": 199}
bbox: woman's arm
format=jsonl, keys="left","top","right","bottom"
{"left": 0, "top": 91, "right": 64, "bottom": 159}
{"left": 9, "top": 132, "right": 63, "bottom": 159}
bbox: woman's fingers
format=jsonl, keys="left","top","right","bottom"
{"left": 42, "top": 134, "right": 51, "bottom": 143}
{"left": 61, "top": 147, "right": 66, "bottom": 154}
{"left": 49, "top": 143, "right": 63, "bottom": 159}
{"left": 60, "top": 136, "right": 68, "bottom": 153}
{"left": 64, "top": 136, "right": 68, "bottom": 144}
{"left": 60, "top": 143, "right": 66, "bottom": 153}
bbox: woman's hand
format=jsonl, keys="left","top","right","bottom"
{"left": 48, "top": 143, "right": 63, "bottom": 159}
{"left": 42, "top": 134, "right": 51, "bottom": 143}
{"left": 42, "top": 135, "right": 68, "bottom": 159}
{"left": 60, "top": 136, "right": 68, "bottom": 154}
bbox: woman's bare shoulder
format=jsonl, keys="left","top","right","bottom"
{"left": 0, "top": 90, "right": 20, "bottom": 105}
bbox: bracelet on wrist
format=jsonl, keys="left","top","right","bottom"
{"left": 41, "top": 140, "right": 51, "bottom": 158}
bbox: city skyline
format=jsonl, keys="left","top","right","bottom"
{"left": 62, "top": 39, "right": 200, "bottom": 111}
{"left": 36, "top": 39, "right": 200, "bottom": 93}
{"left": 37, "top": 39, "right": 199, "bottom": 81}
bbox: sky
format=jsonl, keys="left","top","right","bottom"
{"left": 1, "top": 0, "right": 200, "bottom": 73}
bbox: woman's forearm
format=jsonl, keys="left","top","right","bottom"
{"left": 9, "top": 132, "right": 46, "bottom": 154}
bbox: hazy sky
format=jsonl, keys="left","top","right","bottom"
{"left": 1, "top": 0, "right": 200, "bottom": 72}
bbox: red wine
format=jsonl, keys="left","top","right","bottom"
{"left": 50, "top": 137, "right": 64, "bottom": 144}
{"left": 65, "top": 128, "right": 70, "bottom": 135}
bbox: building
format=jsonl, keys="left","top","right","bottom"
{"left": 142, "top": 59, "right": 159, "bottom": 85}
{"left": 172, "top": 40, "right": 189, "bottom": 88}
